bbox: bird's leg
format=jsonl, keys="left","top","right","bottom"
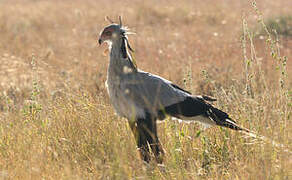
{"left": 142, "top": 118, "right": 164, "bottom": 164}
{"left": 138, "top": 117, "right": 164, "bottom": 163}
{"left": 128, "top": 120, "right": 151, "bottom": 163}
{"left": 128, "top": 115, "right": 164, "bottom": 163}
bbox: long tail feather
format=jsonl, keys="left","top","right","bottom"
{"left": 209, "top": 107, "right": 291, "bottom": 154}
{"left": 207, "top": 106, "right": 248, "bottom": 131}
{"left": 218, "top": 117, "right": 250, "bottom": 132}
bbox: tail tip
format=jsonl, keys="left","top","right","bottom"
{"left": 224, "top": 118, "right": 250, "bottom": 132}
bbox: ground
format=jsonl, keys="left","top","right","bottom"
{"left": 0, "top": 0, "right": 291, "bottom": 179}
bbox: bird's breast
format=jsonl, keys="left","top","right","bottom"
{"left": 106, "top": 74, "right": 144, "bottom": 120}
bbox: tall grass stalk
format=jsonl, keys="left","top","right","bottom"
{"left": 251, "top": 0, "right": 290, "bottom": 145}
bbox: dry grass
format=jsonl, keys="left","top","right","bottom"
{"left": 0, "top": 0, "right": 291, "bottom": 179}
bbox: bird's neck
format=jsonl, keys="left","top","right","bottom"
{"left": 108, "top": 37, "right": 136, "bottom": 75}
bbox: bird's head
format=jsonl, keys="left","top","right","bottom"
{"left": 98, "top": 16, "right": 128, "bottom": 45}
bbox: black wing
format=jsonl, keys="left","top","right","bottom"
{"left": 160, "top": 95, "right": 247, "bottom": 131}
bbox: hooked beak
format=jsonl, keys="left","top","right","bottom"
{"left": 98, "top": 38, "right": 103, "bottom": 45}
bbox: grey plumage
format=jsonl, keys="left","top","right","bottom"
{"left": 98, "top": 18, "right": 248, "bottom": 163}
{"left": 118, "top": 71, "right": 188, "bottom": 119}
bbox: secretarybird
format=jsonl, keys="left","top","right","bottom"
{"left": 98, "top": 17, "right": 249, "bottom": 163}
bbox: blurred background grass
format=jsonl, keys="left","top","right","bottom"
{"left": 0, "top": 0, "right": 291, "bottom": 179}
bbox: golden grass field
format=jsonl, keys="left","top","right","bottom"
{"left": 0, "top": 0, "right": 291, "bottom": 179}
